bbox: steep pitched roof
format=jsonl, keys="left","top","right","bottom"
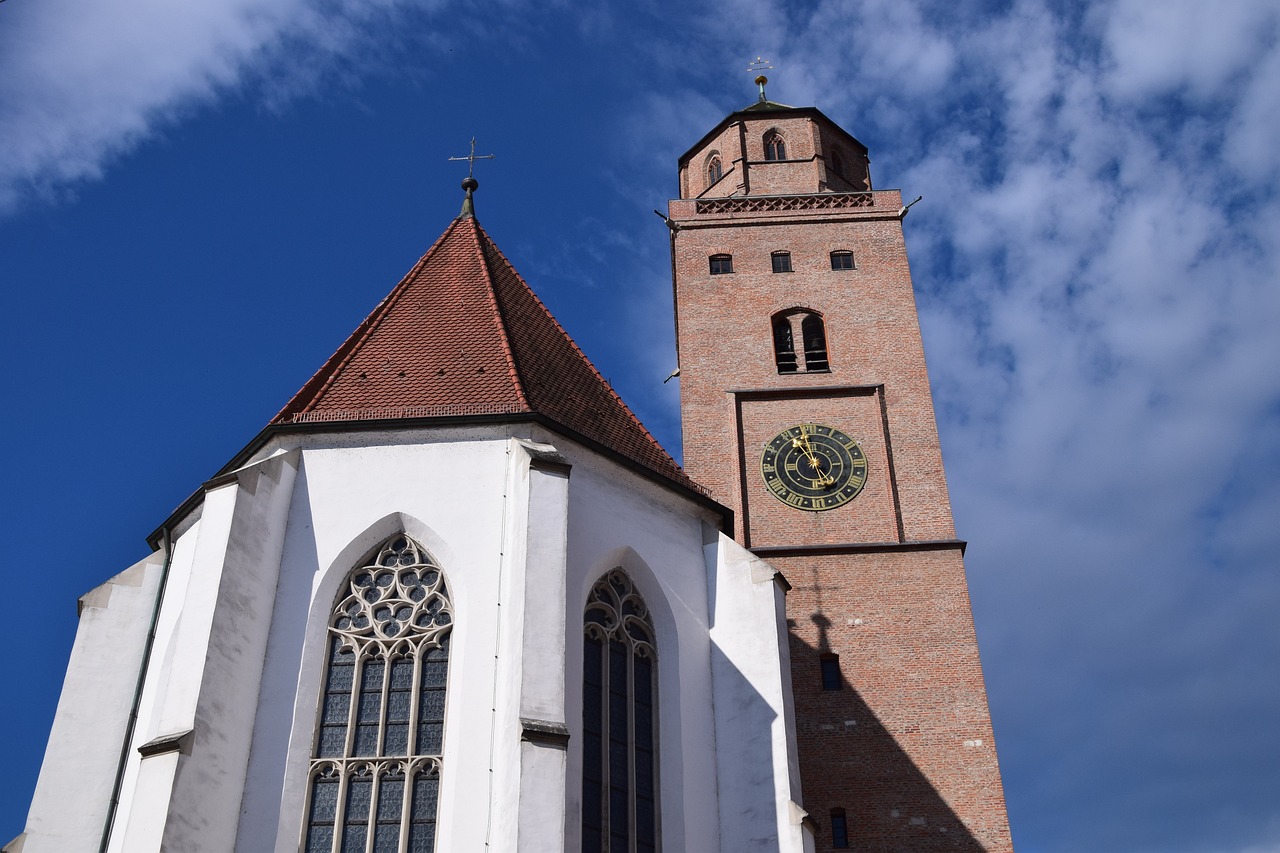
{"left": 271, "top": 214, "right": 694, "bottom": 489}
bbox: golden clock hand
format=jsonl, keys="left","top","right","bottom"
{"left": 801, "top": 433, "right": 838, "bottom": 487}
{"left": 793, "top": 434, "right": 834, "bottom": 487}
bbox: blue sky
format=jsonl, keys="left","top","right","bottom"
{"left": 2, "top": 1, "right": 1278, "bottom": 850}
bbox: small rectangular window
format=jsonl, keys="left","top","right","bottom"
{"left": 830, "top": 251, "right": 855, "bottom": 270}
{"left": 771, "top": 252, "right": 793, "bottom": 273}
{"left": 709, "top": 254, "right": 733, "bottom": 275}
{"left": 831, "top": 809, "right": 850, "bottom": 848}
{"left": 820, "top": 654, "right": 841, "bottom": 690}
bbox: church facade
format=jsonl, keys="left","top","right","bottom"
{"left": 9, "top": 94, "right": 1012, "bottom": 853}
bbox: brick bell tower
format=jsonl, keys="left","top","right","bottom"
{"left": 667, "top": 82, "right": 1013, "bottom": 851}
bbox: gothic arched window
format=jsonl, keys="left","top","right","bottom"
{"left": 706, "top": 153, "right": 723, "bottom": 187}
{"left": 764, "top": 130, "right": 787, "bottom": 161}
{"left": 582, "top": 570, "right": 658, "bottom": 853}
{"left": 304, "top": 534, "right": 453, "bottom": 853}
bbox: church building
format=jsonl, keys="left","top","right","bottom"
{"left": 8, "top": 86, "right": 1013, "bottom": 853}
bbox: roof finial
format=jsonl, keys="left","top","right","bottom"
{"left": 448, "top": 137, "right": 495, "bottom": 218}
{"left": 748, "top": 56, "right": 775, "bottom": 102}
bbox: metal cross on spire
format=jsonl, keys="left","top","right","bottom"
{"left": 448, "top": 137, "right": 494, "bottom": 219}
{"left": 747, "top": 56, "right": 774, "bottom": 102}
{"left": 448, "top": 137, "right": 495, "bottom": 178}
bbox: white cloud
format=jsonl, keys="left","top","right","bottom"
{"left": 0, "top": 0, "right": 465, "bottom": 214}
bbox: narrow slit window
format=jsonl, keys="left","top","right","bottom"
{"left": 303, "top": 534, "right": 453, "bottom": 853}
{"left": 831, "top": 808, "right": 850, "bottom": 848}
{"left": 830, "top": 250, "right": 855, "bottom": 270}
{"left": 709, "top": 254, "right": 733, "bottom": 275}
{"left": 820, "top": 653, "right": 842, "bottom": 691}
{"left": 771, "top": 252, "right": 793, "bottom": 273}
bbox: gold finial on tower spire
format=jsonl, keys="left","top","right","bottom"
{"left": 747, "top": 56, "right": 775, "bottom": 102}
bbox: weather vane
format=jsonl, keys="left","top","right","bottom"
{"left": 448, "top": 137, "right": 495, "bottom": 178}
{"left": 747, "top": 56, "right": 774, "bottom": 102}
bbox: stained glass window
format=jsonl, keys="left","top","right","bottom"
{"left": 583, "top": 570, "right": 658, "bottom": 853}
{"left": 304, "top": 534, "right": 452, "bottom": 853}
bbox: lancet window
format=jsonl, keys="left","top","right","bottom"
{"left": 764, "top": 130, "right": 787, "bottom": 161}
{"left": 582, "top": 570, "right": 659, "bottom": 853}
{"left": 706, "top": 153, "right": 723, "bottom": 187}
{"left": 304, "top": 534, "right": 453, "bottom": 853}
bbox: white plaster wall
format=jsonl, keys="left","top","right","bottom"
{"left": 706, "top": 534, "right": 808, "bottom": 852}
{"left": 18, "top": 552, "right": 163, "bottom": 853}
{"left": 514, "top": 445, "right": 571, "bottom": 849}
{"left": 162, "top": 450, "right": 299, "bottom": 850}
{"left": 105, "top": 514, "right": 203, "bottom": 853}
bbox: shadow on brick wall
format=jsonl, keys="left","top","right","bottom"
{"left": 789, "top": 628, "right": 987, "bottom": 852}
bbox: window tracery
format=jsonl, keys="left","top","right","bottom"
{"left": 764, "top": 130, "right": 787, "bottom": 161}
{"left": 706, "top": 153, "right": 723, "bottom": 187}
{"left": 305, "top": 534, "right": 452, "bottom": 853}
{"left": 582, "top": 570, "right": 659, "bottom": 853}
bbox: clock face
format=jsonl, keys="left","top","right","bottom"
{"left": 760, "top": 423, "right": 868, "bottom": 511}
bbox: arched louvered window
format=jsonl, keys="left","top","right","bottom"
{"left": 801, "top": 313, "right": 829, "bottom": 371}
{"left": 706, "top": 154, "right": 723, "bottom": 187}
{"left": 773, "top": 315, "right": 798, "bottom": 374}
{"left": 582, "top": 570, "right": 658, "bottom": 853}
{"left": 764, "top": 130, "right": 787, "bottom": 161}
{"left": 772, "top": 310, "right": 829, "bottom": 373}
{"left": 304, "top": 534, "right": 452, "bottom": 853}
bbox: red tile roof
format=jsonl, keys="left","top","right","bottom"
{"left": 271, "top": 215, "right": 694, "bottom": 489}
